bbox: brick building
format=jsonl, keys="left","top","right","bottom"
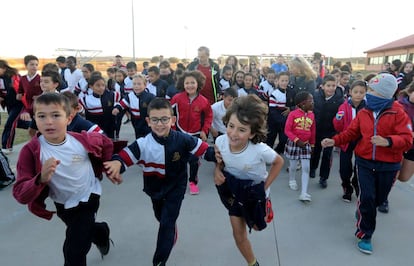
{"left": 365, "top": 34, "right": 414, "bottom": 72}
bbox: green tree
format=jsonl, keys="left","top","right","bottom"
{"left": 151, "top": 56, "right": 160, "bottom": 63}
{"left": 169, "top": 57, "right": 179, "bottom": 64}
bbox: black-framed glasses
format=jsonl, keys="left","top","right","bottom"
{"left": 149, "top": 116, "right": 171, "bottom": 124}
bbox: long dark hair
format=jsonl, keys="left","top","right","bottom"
{"left": 0, "top": 60, "right": 18, "bottom": 78}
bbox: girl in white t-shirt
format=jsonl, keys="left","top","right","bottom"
{"left": 213, "top": 94, "right": 284, "bottom": 266}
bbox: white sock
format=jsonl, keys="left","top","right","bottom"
{"left": 301, "top": 159, "right": 310, "bottom": 195}
{"left": 289, "top": 159, "right": 298, "bottom": 182}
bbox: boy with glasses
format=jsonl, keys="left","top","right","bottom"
{"left": 104, "top": 97, "right": 212, "bottom": 266}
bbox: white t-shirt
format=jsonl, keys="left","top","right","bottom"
{"left": 63, "top": 68, "right": 82, "bottom": 93}
{"left": 215, "top": 135, "right": 278, "bottom": 196}
{"left": 211, "top": 100, "right": 227, "bottom": 134}
{"left": 39, "top": 134, "right": 101, "bottom": 209}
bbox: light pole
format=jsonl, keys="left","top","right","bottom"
{"left": 131, "top": 0, "right": 136, "bottom": 61}
{"left": 184, "top": 25, "right": 189, "bottom": 60}
{"left": 350, "top": 27, "right": 356, "bottom": 60}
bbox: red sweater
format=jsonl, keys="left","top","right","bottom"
{"left": 333, "top": 102, "right": 412, "bottom": 163}
{"left": 13, "top": 132, "right": 113, "bottom": 220}
{"left": 284, "top": 108, "right": 316, "bottom": 145}
{"left": 18, "top": 74, "right": 42, "bottom": 116}
{"left": 170, "top": 92, "right": 213, "bottom": 136}
{"left": 332, "top": 100, "right": 365, "bottom": 152}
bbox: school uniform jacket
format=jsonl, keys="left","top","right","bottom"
{"left": 79, "top": 90, "right": 121, "bottom": 138}
{"left": 0, "top": 74, "right": 21, "bottom": 109}
{"left": 19, "top": 74, "right": 42, "bottom": 116}
{"left": 13, "top": 132, "right": 114, "bottom": 220}
{"left": 113, "top": 130, "right": 209, "bottom": 199}
{"left": 332, "top": 102, "right": 412, "bottom": 163}
{"left": 397, "top": 96, "right": 414, "bottom": 151}
{"left": 332, "top": 99, "right": 366, "bottom": 152}
{"left": 313, "top": 89, "right": 344, "bottom": 138}
{"left": 116, "top": 90, "right": 155, "bottom": 136}
{"left": 170, "top": 92, "right": 213, "bottom": 136}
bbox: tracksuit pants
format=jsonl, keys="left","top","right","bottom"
{"left": 310, "top": 136, "right": 333, "bottom": 180}
{"left": 151, "top": 186, "right": 184, "bottom": 265}
{"left": 355, "top": 158, "right": 398, "bottom": 240}
{"left": 339, "top": 142, "right": 359, "bottom": 195}
{"left": 55, "top": 194, "right": 108, "bottom": 266}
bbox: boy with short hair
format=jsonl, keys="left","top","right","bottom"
{"left": 147, "top": 65, "right": 169, "bottom": 97}
{"left": 122, "top": 61, "right": 138, "bottom": 124}
{"left": 219, "top": 65, "right": 234, "bottom": 93}
{"left": 13, "top": 93, "right": 117, "bottom": 265}
{"left": 310, "top": 74, "right": 344, "bottom": 188}
{"left": 124, "top": 61, "right": 138, "bottom": 95}
{"left": 104, "top": 97, "right": 211, "bottom": 266}
{"left": 210, "top": 87, "right": 237, "bottom": 141}
{"left": 18, "top": 55, "right": 42, "bottom": 121}
{"left": 322, "top": 73, "right": 412, "bottom": 254}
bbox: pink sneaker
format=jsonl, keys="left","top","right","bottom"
{"left": 189, "top": 182, "right": 199, "bottom": 195}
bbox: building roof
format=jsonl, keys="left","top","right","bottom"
{"left": 365, "top": 34, "right": 414, "bottom": 53}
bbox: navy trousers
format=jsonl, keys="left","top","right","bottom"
{"left": 151, "top": 185, "right": 185, "bottom": 265}
{"left": 355, "top": 161, "right": 397, "bottom": 240}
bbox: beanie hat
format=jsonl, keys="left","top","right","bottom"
{"left": 368, "top": 73, "right": 397, "bottom": 99}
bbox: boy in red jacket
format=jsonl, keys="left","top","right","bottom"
{"left": 13, "top": 93, "right": 118, "bottom": 265}
{"left": 322, "top": 73, "right": 412, "bottom": 255}
{"left": 332, "top": 80, "right": 367, "bottom": 202}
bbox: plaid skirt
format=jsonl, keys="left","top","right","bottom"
{"left": 284, "top": 139, "right": 312, "bottom": 160}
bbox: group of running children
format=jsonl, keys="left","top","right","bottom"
{"left": 3, "top": 54, "right": 414, "bottom": 265}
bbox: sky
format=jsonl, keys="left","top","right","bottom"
{"left": 1, "top": 0, "right": 414, "bottom": 61}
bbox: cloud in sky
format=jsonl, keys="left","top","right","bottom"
{"left": 2, "top": 0, "right": 413, "bottom": 59}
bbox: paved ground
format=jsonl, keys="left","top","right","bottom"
{"left": 1, "top": 124, "right": 413, "bottom": 266}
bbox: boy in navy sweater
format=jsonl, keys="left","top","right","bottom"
{"left": 104, "top": 98, "right": 212, "bottom": 266}
{"left": 310, "top": 75, "right": 344, "bottom": 188}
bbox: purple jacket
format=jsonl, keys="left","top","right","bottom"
{"left": 398, "top": 96, "right": 414, "bottom": 150}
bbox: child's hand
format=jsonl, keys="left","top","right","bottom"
{"left": 112, "top": 109, "right": 119, "bottom": 116}
{"left": 103, "top": 161, "right": 122, "bottom": 184}
{"left": 108, "top": 173, "right": 123, "bottom": 185}
{"left": 296, "top": 140, "right": 306, "bottom": 148}
{"left": 214, "top": 144, "right": 223, "bottom": 163}
{"left": 371, "top": 135, "right": 389, "bottom": 147}
{"left": 321, "top": 138, "right": 335, "bottom": 148}
{"left": 281, "top": 108, "right": 290, "bottom": 117}
{"left": 210, "top": 128, "right": 218, "bottom": 138}
{"left": 40, "top": 157, "right": 60, "bottom": 184}
{"left": 20, "top": 112, "right": 31, "bottom": 121}
{"left": 200, "top": 132, "right": 207, "bottom": 142}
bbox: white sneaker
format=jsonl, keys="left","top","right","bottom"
{"left": 299, "top": 193, "right": 312, "bottom": 202}
{"left": 1, "top": 148, "right": 12, "bottom": 155}
{"left": 289, "top": 180, "right": 298, "bottom": 190}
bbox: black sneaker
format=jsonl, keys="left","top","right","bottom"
{"left": 378, "top": 201, "right": 389, "bottom": 213}
{"left": 310, "top": 169, "right": 316, "bottom": 178}
{"left": 319, "top": 178, "right": 327, "bottom": 188}
{"left": 342, "top": 193, "right": 352, "bottom": 203}
{"left": 96, "top": 222, "right": 113, "bottom": 259}
{"left": 0, "top": 176, "right": 15, "bottom": 189}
